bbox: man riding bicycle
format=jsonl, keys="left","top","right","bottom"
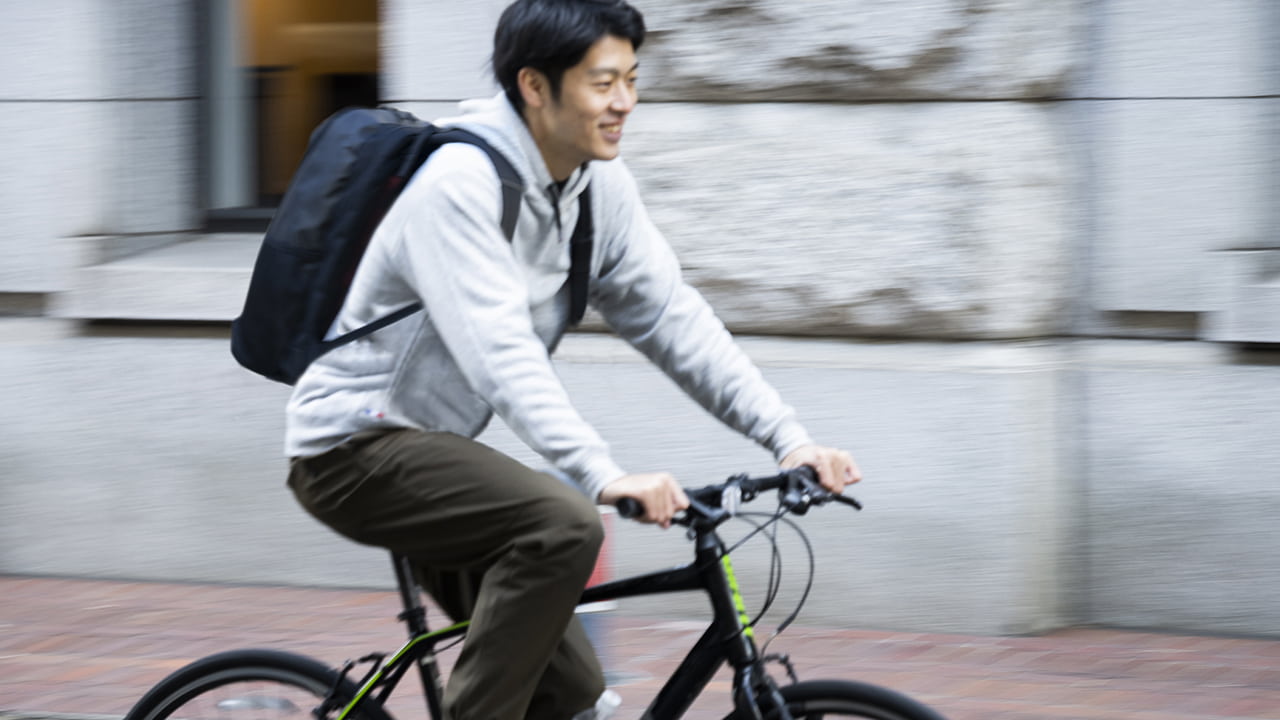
{"left": 284, "top": 2, "right": 861, "bottom": 719}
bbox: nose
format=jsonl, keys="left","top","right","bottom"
{"left": 610, "top": 82, "right": 637, "bottom": 114}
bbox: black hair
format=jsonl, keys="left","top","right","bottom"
{"left": 493, "top": 0, "right": 645, "bottom": 114}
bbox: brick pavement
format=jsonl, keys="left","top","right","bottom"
{"left": 1, "top": 576, "right": 1277, "bottom": 720}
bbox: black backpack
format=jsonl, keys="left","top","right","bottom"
{"left": 230, "top": 106, "right": 593, "bottom": 385}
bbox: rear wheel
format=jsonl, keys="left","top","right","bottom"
{"left": 729, "top": 679, "right": 947, "bottom": 720}
{"left": 123, "top": 649, "right": 394, "bottom": 720}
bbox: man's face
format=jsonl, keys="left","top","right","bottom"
{"left": 529, "top": 34, "right": 639, "bottom": 180}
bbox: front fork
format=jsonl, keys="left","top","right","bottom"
{"left": 735, "top": 665, "right": 793, "bottom": 720}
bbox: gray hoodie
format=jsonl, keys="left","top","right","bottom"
{"left": 285, "top": 94, "right": 812, "bottom": 501}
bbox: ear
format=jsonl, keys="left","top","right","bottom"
{"left": 517, "top": 67, "right": 550, "bottom": 109}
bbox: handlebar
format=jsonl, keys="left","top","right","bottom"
{"left": 615, "top": 466, "right": 861, "bottom": 526}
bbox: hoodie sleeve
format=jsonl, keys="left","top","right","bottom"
{"left": 392, "top": 143, "right": 626, "bottom": 499}
{"left": 590, "top": 161, "right": 814, "bottom": 463}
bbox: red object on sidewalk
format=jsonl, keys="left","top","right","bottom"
{"left": 580, "top": 507, "right": 618, "bottom": 667}
{"left": 587, "top": 506, "right": 615, "bottom": 589}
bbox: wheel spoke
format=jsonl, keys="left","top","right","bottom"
{"left": 160, "top": 679, "right": 323, "bottom": 720}
{"left": 123, "top": 651, "right": 394, "bottom": 720}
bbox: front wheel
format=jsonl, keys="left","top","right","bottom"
{"left": 123, "top": 649, "right": 395, "bottom": 720}
{"left": 730, "top": 679, "right": 947, "bottom": 720}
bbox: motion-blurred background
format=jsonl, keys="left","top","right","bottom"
{"left": 1, "top": 0, "right": 1277, "bottom": 639}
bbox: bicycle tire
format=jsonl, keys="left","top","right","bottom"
{"left": 727, "top": 679, "right": 947, "bottom": 720}
{"left": 123, "top": 648, "right": 396, "bottom": 720}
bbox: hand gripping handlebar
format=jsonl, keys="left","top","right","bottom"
{"left": 615, "top": 466, "right": 860, "bottom": 526}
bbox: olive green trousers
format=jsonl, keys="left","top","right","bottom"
{"left": 287, "top": 429, "right": 606, "bottom": 720}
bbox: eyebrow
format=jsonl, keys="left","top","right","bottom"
{"left": 587, "top": 63, "right": 640, "bottom": 78}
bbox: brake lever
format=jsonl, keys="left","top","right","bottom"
{"left": 786, "top": 468, "right": 863, "bottom": 511}
{"left": 832, "top": 493, "right": 863, "bottom": 511}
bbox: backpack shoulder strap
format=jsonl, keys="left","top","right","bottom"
{"left": 423, "top": 127, "right": 594, "bottom": 328}
{"left": 430, "top": 127, "right": 523, "bottom": 240}
{"left": 324, "top": 129, "right": 525, "bottom": 349}
{"left": 569, "top": 186, "right": 593, "bottom": 327}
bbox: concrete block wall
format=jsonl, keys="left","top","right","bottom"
{"left": 1076, "top": 0, "right": 1280, "bottom": 337}
{"left": 4, "top": 319, "right": 1276, "bottom": 636}
{"left": 1067, "top": 0, "right": 1280, "bottom": 636}
{"left": 0, "top": 0, "right": 198, "bottom": 294}
{"left": 0, "top": 321, "right": 1073, "bottom": 636}
{"left": 1079, "top": 342, "right": 1280, "bottom": 636}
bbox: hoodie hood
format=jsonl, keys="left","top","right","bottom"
{"left": 436, "top": 93, "right": 590, "bottom": 203}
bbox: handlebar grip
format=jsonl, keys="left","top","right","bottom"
{"left": 615, "top": 497, "right": 644, "bottom": 519}
{"left": 792, "top": 465, "right": 818, "bottom": 485}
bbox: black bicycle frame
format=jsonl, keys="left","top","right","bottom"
{"left": 349, "top": 522, "right": 782, "bottom": 720}
{"left": 580, "top": 527, "right": 768, "bottom": 720}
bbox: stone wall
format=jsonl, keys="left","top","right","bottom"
{"left": 0, "top": 0, "right": 1278, "bottom": 639}
{"left": 618, "top": 102, "right": 1070, "bottom": 338}
{"left": 637, "top": 1, "right": 1079, "bottom": 101}
{"left": 390, "top": 0, "right": 1080, "bottom": 340}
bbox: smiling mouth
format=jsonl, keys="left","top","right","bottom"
{"left": 601, "top": 123, "right": 623, "bottom": 135}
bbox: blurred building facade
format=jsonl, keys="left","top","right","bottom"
{"left": 1, "top": 1, "right": 1278, "bottom": 637}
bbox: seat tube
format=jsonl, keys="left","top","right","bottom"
{"left": 392, "top": 554, "right": 430, "bottom": 636}
{"left": 391, "top": 554, "right": 445, "bottom": 718}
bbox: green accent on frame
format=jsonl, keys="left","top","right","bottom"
{"left": 336, "top": 620, "right": 471, "bottom": 720}
{"left": 720, "top": 555, "right": 755, "bottom": 640}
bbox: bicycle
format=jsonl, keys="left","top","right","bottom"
{"left": 122, "top": 467, "right": 947, "bottom": 720}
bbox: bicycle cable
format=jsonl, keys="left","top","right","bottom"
{"left": 723, "top": 509, "right": 787, "bottom": 623}
{"left": 758, "top": 513, "right": 815, "bottom": 657}
{"left": 717, "top": 501, "right": 818, "bottom": 656}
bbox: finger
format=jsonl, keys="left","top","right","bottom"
{"left": 645, "top": 490, "right": 663, "bottom": 525}
{"left": 673, "top": 484, "right": 690, "bottom": 510}
{"left": 845, "top": 452, "right": 862, "bottom": 484}
{"left": 660, "top": 481, "right": 679, "bottom": 523}
{"left": 832, "top": 453, "right": 852, "bottom": 492}
{"left": 834, "top": 456, "right": 855, "bottom": 489}
{"left": 660, "top": 478, "right": 683, "bottom": 520}
{"left": 828, "top": 464, "right": 844, "bottom": 492}
{"left": 816, "top": 454, "right": 839, "bottom": 492}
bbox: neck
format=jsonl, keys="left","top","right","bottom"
{"left": 522, "top": 108, "right": 578, "bottom": 182}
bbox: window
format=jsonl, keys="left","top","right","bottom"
{"left": 202, "top": 0, "right": 379, "bottom": 228}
